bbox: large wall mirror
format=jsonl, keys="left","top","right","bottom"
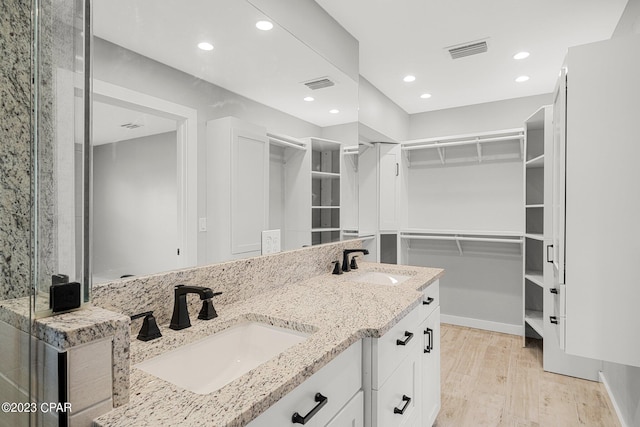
{"left": 91, "top": 0, "right": 359, "bottom": 283}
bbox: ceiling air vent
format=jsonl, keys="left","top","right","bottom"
{"left": 120, "top": 123, "right": 142, "bottom": 130}
{"left": 447, "top": 40, "right": 488, "bottom": 59}
{"left": 303, "top": 76, "right": 336, "bottom": 90}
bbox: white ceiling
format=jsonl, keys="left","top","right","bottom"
{"left": 92, "top": 0, "right": 358, "bottom": 128}
{"left": 93, "top": 101, "right": 177, "bottom": 146}
{"left": 315, "top": 0, "right": 628, "bottom": 114}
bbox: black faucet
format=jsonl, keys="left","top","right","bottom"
{"left": 131, "top": 311, "right": 162, "bottom": 341}
{"left": 342, "top": 249, "right": 370, "bottom": 272}
{"left": 169, "top": 285, "right": 222, "bottom": 330}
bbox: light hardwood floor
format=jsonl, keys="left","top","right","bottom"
{"left": 435, "top": 324, "right": 621, "bottom": 427}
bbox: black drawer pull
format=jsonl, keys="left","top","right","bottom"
{"left": 550, "top": 288, "right": 559, "bottom": 294}
{"left": 422, "top": 297, "right": 434, "bottom": 305}
{"left": 292, "top": 393, "right": 328, "bottom": 424}
{"left": 393, "top": 395, "right": 412, "bottom": 415}
{"left": 550, "top": 316, "right": 558, "bottom": 325}
{"left": 424, "top": 327, "right": 433, "bottom": 353}
{"left": 547, "top": 245, "right": 554, "bottom": 263}
{"left": 396, "top": 331, "right": 414, "bottom": 346}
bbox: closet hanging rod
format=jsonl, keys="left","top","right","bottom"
{"left": 343, "top": 145, "right": 359, "bottom": 155}
{"left": 401, "top": 134, "right": 524, "bottom": 151}
{"left": 267, "top": 133, "right": 307, "bottom": 150}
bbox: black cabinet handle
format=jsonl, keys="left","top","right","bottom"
{"left": 547, "top": 245, "right": 554, "bottom": 263}
{"left": 550, "top": 316, "right": 558, "bottom": 324}
{"left": 393, "top": 395, "right": 412, "bottom": 415}
{"left": 396, "top": 162, "right": 399, "bottom": 177}
{"left": 550, "top": 288, "right": 559, "bottom": 294}
{"left": 422, "top": 297, "right": 434, "bottom": 305}
{"left": 424, "top": 327, "right": 433, "bottom": 353}
{"left": 292, "top": 393, "right": 328, "bottom": 424}
{"left": 396, "top": 331, "right": 414, "bottom": 346}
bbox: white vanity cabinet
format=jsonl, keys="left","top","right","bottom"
{"left": 247, "top": 340, "right": 362, "bottom": 427}
{"left": 206, "top": 117, "right": 269, "bottom": 263}
{"left": 364, "top": 279, "right": 441, "bottom": 427}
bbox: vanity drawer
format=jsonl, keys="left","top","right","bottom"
{"left": 371, "top": 305, "right": 420, "bottom": 389}
{"left": 372, "top": 348, "right": 420, "bottom": 427}
{"left": 419, "top": 280, "right": 439, "bottom": 322}
{"left": 247, "top": 340, "right": 362, "bottom": 427}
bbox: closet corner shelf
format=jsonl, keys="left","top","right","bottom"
{"left": 524, "top": 272, "right": 544, "bottom": 288}
{"left": 525, "top": 154, "right": 544, "bottom": 168}
{"left": 524, "top": 310, "right": 544, "bottom": 337}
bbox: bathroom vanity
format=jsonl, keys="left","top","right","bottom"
{"left": 90, "top": 244, "right": 442, "bottom": 427}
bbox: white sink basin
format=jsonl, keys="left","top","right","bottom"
{"left": 135, "top": 322, "right": 309, "bottom": 395}
{"left": 351, "top": 271, "right": 412, "bottom": 286}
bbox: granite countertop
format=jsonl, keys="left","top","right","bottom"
{"left": 93, "top": 262, "right": 444, "bottom": 427}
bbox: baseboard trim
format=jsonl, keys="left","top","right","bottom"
{"left": 599, "top": 371, "right": 628, "bottom": 427}
{"left": 441, "top": 314, "right": 523, "bottom": 336}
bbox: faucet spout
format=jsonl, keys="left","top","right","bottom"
{"left": 342, "top": 249, "right": 370, "bottom": 272}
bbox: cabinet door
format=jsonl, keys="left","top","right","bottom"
{"left": 379, "top": 144, "right": 401, "bottom": 231}
{"left": 421, "top": 307, "right": 440, "bottom": 427}
{"left": 325, "top": 390, "right": 364, "bottom": 427}
{"left": 372, "top": 349, "right": 420, "bottom": 427}
{"left": 551, "top": 69, "right": 567, "bottom": 285}
{"left": 231, "top": 128, "right": 268, "bottom": 254}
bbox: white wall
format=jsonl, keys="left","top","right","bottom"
{"left": 408, "top": 94, "right": 552, "bottom": 139}
{"left": 613, "top": 0, "right": 640, "bottom": 37}
{"left": 93, "top": 132, "right": 177, "bottom": 280}
{"left": 359, "top": 77, "right": 410, "bottom": 142}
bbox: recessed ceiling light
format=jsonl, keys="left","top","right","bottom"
{"left": 420, "top": 93, "right": 432, "bottom": 99}
{"left": 329, "top": 109, "right": 340, "bottom": 114}
{"left": 403, "top": 75, "right": 416, "bottom": 83}
{"left": 197, "top": 42, "right": 214, "bottom": 51}
{"left": 256, "top": 20, "right": 274, "bottom": 31}
{"left": 303, "top": 96, "right": 314, "bottom": 102}
{"left": 515, "top": 75, "right": 530, "bottom": 83}
{"left": 513, "top": 51, "right": 530, "bottom": 60}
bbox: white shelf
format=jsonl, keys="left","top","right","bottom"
{"left": 401, "top": 128, "right": 524, "bottom": 164}
{"left": 311, "top": 228, "right": 341, "bottom": 232}
{"left": 525, "top": 204, "right": 544, "bottom": 209}
{"left": 526, "top": 154, "right": 545, "bottom": 168}
{"left": 524, "top": 233, "right": 544, "bottom": 241}
{"left": 525, "top": 272, "right": 544, "bottom": 288}
{"left": 525, "top": 310, "right": 544, "bottom": 337}
{"left": 401, "top": 229, "right": 523, "bottom": 238}
{"left": 312, "top": 205, "right": 340, "bottom": 209}
{"left": 400, "top": 229, "right": 523, "bottom": 256}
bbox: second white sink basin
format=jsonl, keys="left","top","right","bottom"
{"left": 135, "top": 322, "right": 310, "bottom": 394}
{"left": 351, "top": 271, "right": 412, "bottom": 286}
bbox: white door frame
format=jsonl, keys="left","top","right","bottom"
{"left": 92, "top": 79, "right": 198, "bottom": 268}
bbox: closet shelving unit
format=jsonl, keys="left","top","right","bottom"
{"left": 267, "top": 132, "right": 310, "bottom": 251}
{"left": 396, "top": 128, "right": 525, "bottom": 334}
{"left": 523, "top": 108, "right": 547, "bottom": 341}
{"left": 310, "top": 137, "right": 342, "bottom": 245}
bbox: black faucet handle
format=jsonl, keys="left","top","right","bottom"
{"left": 131, "top": 311, "right": 162, "bottom": 341}
{"left": 332, "top": 261, "right": 343, "bottom": 275}
{"left": 350, "top": 256, "right": 360, "bottom": 270}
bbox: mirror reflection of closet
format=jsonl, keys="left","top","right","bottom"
{"left": 91, "top": 0, "right": 359, "bottom": 282}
